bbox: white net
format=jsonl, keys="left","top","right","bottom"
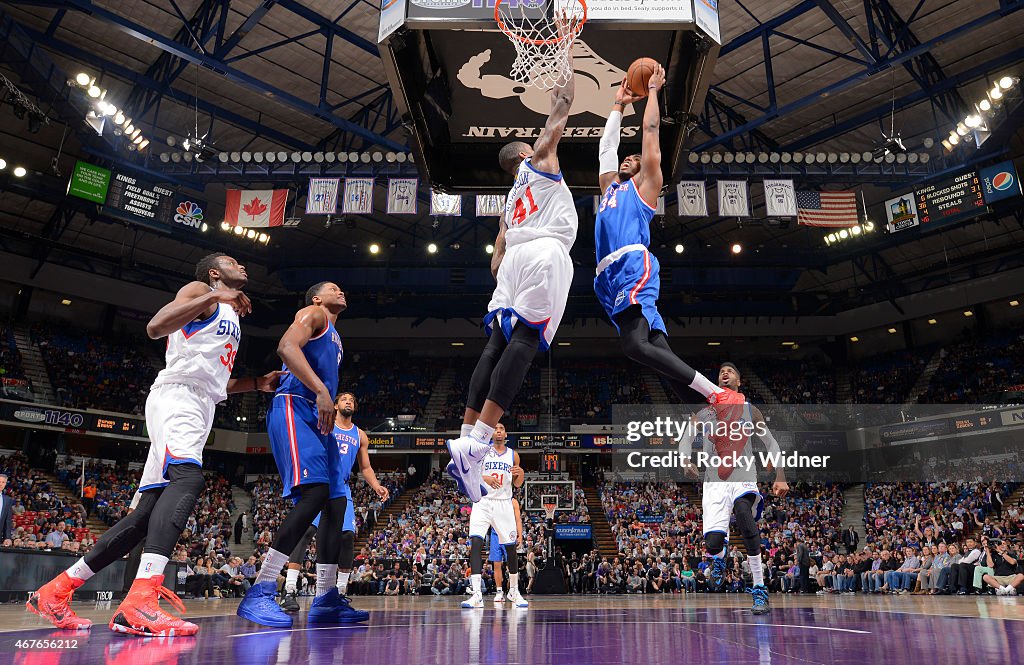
{"left": 495, "top": 0, "right": 587, "bottom": 91}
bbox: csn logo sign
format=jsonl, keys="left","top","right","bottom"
{"left": 172, "top": 201, "right": 206, "bottom": 231}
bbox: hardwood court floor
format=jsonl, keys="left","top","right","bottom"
{"left": 2, "top": 592, "right": 1023, "bottom": 665}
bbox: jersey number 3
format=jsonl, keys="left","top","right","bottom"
{"left": 220, "top": 343, "right": 237, "bottom": 371}
{"left": 510, "top": 187, "right": 539, "bottom": 226}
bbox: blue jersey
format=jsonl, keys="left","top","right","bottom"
{"left": 332, "top": 423, "right": 361, "bottom": 496}
{"left": 594, "top": 179, "right": 657, "bottom": 262}
{"left": 276, "top": 320, "right": 343, "bottom": 402}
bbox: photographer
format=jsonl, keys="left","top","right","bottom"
{"left": 980, "top": 540, "right": 1023, "bottom": 596}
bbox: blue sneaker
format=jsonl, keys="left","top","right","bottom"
{"left": 708, "top": 554, "right": 727, "bottom": 590}
{"left": 237, "top": 581, "right": 293, "bottom": 628}
{"left": 750, "top": 585, "right": 770, "bottom": 615}
{"left": 446, "top": 436, "right": 489, "bottom": 502}
{"left": 308, "top": 589, "right": 369, "bottom": 624}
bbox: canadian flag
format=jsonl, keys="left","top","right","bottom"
{"left": 224, "top": 189, "right": 288, "bottom": 227}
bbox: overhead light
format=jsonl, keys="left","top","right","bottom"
{"left": 485, "top": 244, "right": 494, "bottom": 254}
{"left": 138, "top": 139, "right": 149, "bottom": 151}
{"left": 13, "top": 166, "right": 26, "bottom": 177}
{"left": 427, "top": 242, "right": 438, "bottom": 254}
{"left": 963, "top": 310, "right": 973, "bottom": 317}
{"left": 61, "top": 299, "right": 72, "bottom": 306}
{"left": 991, "top": 86, "right": 1003, "bottom": 100}
{"left": 450, "top": 342, "right": 465, "bottom": 347}
{"left": 888, "top": 328, "right": 897, "bottom": 334}
{"left": 0, "top": 158, "right": 5, "bottom": 170}
{"left": 851, "top": 225, "right": 862, "bottom": 235}
{"left": 849, "top": 336, "right": 859, "bottom": 342}
{"left": 260, "top": 234, "right": 270, "bottom": 245}
{"left": 233, "top": 226, "right": 244, "bottom": 236}
{"left": 706, "top": 341, "right": 721, "bottom": 346}
{"left": 979, "top": 99, "right": 992, "bottom": 112}
{"left": 369, "top": 243, "right": 380, "bottom": 254}
{"left": 557, "top": 342, "right": 571, "bottom": 346}
{"left": 246, "top": 229, "right": 256, "bottom": 239}
{"left": 1010, "top": 300, "right": 1020, "bottom": 307}
{"left": 998, "top": 76, "right": 1014, "bottom": 90}
{"left": 87, "top": 85, "right": 101, "bottom": 98}
{"left": 675, "top": 244, "right": 684, "bottom": 254}
{"left": 956, "top": 123, "right": 968, "bottom": 136}
{"left": 730, "top": 243, "right": 742, "bottom": 254}
{"left": 839, "top": 230, "right": 849, "bottom": 239}
{"left": 948, "top": 133, "right": 959, "bottom": 146}
{"left": 781, "top": 341, "right": 795, "bottom": 346}
{"left": 221, "top": 221, "right": 231, "bottom": 231}
{"left": 133, "top": 135, "right": 144, "bottom": 145}
{"left": 965, "top": 115, "right": 982, "bottom": 128}
{"left": 941, "top": 139, "right": 953, "bottom": 151}
{"left": 927, "top": 318, "right": 937, "bottom": 325}
{"left": 75, "top": 72, "right": 91, "bottom": 86}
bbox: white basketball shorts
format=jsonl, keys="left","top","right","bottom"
{"left": 485, "top": 236, "right": 573, "bottom": 351}
{"left": 469, "top": 498, "right": 518, "bottom": 545}
{"left": 139, "top": 383, "right": 216, "bottom": 491}
{"left": 702, "top": 481, "right": 764, "bottom": 537}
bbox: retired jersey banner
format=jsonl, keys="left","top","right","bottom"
{"left": 764, "top": 180, "right": 797, "bottom": 217}
{"left": 224, "top": 189, "right": 287, "bottom": 227}
{"left": 305, "top": 178, "right": 340, "bottom": 215}
{"left": 342, "top": 178, "right": 374, "bottom": 215}
{"left": 885, "top": 193, "right": 920, "bottom": 233}
{"left": 431, "top": 192, "right": 462, "bottom": 216}
{"left": 717, "top": 180, "right": 749, "bottom": 217}
{"left": 387, "top": 178, "right": 418, "bottom": 215}
{"left": 676, "top": 181, "right": 707, "bottom": 217}
{"left": 476, "top": 194, "right": 506, "bottom": 217}
{"left": 656, "top": 196, "right": 665, "bottom": 215}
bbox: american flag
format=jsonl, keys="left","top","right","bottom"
{"left": 796, "top": 191, "right": 859, "bottom": 227}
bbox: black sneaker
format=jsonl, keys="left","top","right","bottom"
{"left": 280, "top": 591, "right": 300, "bottom": 613}
{"left": 750, "top": 585, "right": 770, "bottom": 615}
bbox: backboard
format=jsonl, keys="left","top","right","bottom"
{"left": 379, "top": 0, "right": 721, "bottom": 193}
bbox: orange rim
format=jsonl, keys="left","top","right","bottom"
{"left": 494, "top": 0, "right": 587, "bottom": 47}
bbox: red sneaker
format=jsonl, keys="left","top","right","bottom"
{"left": 707, "top": 388, "right": 751, "bottom": 480}
{"left": 26, "top": 572, "right": 93, "bottom": 630}
{"left": 109, "top": 575, "right": 198, "bottom": 636}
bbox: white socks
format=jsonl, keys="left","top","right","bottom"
{"left": 285, "top": 568, "right": 299, "bottom": 593}
{"left": 337, "top": 571, "right": 350, "bottom": 595}
{"left": 689, "top": 372, "right": 724, "bottom": 398}
{"left": 66, "top": 558, "right": 95, "bottom": 582}
{"left": 136, "top": 553, "right": 168, "bottom": 580}
{"left": 257, "top": 548, "right": 289, "bottom": 585}
{"left": 471, "top": 573, "right": 482, "bottom": 595}
{"left": 509, "top": 573, "right": 519, "bottom": 593}
{"left": 316, "top": 564, "right": 338, "bottom": 598}
{"left": 748, "top": 554, "right": 764, "bottom": 588}
{"left": 470, "top": 421, "right": 495, "bottom": 446}
{"left": 461, "top": 424, "right": 474, "bottom": 438}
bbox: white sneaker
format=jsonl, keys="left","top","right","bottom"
{"left": 461, "top": 592, "right": 483, "bottom": 608}
{"left": 446, "top": 436, "right": 490, "bottom": 502}
{"left": 507, "top": 590, "right": 529, "bottom": 608}
{"left": 1008, "top": 586, "right": 1019, "bottom": 596}
{"left": 493, "top": 590, "right": 505, "bottom": 603}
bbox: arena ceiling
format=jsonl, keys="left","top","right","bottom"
{"left": 0, "top": 0, "right": 1022, "bottom": 323}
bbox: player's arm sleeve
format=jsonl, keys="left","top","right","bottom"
{"left": 677, "top": 414, "right": 699, "bottom": 459}
{"left": 599, "top": 110, "right": 622, "bottom": 175}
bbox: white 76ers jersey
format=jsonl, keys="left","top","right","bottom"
{"left": 503, "top": 159, "right": 578, "bottom": 251}
{"left": 481, "top": 446, "right": 514, "bottom": 501}
{"left": 151, "top": 298, "right": 241, "bottom": 404}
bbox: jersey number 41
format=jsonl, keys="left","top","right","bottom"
{"left": 510, "top": 187, "right": 539, "bottom": 226}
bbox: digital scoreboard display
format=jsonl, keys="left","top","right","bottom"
{"left": 915, "top": 170, "right": 986, "bottom": 226}
{"left": 104, "top": 172, "right": 177, "bottom": 226}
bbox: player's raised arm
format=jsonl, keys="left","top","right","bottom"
{"left": 530, "top": 17, "right": 575, "bottom": 175}
{"left": 357, "top": 428, "right": 389, "bottom": 502}
{"left": 599, "top": 79, "right": 643, "bottom": 193}
{"left": 277, "top": 305, "right": 334, "bottom": 434}
{"left": 636, "top": 64, "right": 666, "bottom": 207}
{"left": 491, "top": 216, "right": 508, "bottom": 280}
{"left": 146, "top": 282, "right": 250, "bottom": 339}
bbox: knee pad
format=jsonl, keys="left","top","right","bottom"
{"left": 704, "top": 531, "right": 726, "bottom": 556}
{"left": 504, "top": 544, "right": 519, "bottom": 575}
{"left": 166, "top": 465, "right": 205, "bottom": 531}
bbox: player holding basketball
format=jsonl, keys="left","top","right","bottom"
{"left": 237, "top": 281, "right": 349, "bottom": 628}
{"left": 463, "top": 422, "right": 527, "bottom": 608}
{"left": 28, "top": 253, "right": 280, "bottom": 635}
{"left": 446, "top": 31, "right": 577, "bottom": 503}
{"left": 593, "top": 65, "right": 746, "bottom": 423}
{"left": 678, "top": 362, "right": 788, "bottom": 615}
{"left": 280, "top": 391, "right": 388, "bottom": 621}
{"left": 489, "top": 496, "right": 524, "bottom": 604}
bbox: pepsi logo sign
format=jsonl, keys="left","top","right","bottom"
{"left": 992, "top": 172, "right": 1014, "bottom": 191}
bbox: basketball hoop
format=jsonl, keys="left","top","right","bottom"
{"left": 543, "top": 502, "right": 557, "bottom": 521}
{"left": 494, "top": 0, "right": 587, "bottom": 91}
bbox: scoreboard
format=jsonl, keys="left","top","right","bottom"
{"left": 914, "top": 170, "right": 986, "bottom": 226}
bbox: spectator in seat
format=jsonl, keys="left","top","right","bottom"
{"left": 956, "top": 538, "right": 983, "bottom": 595}
{"left": 384, "top": 573, "right": 401, "bottom": 596}
{"left": 0, "top": 474, "right": 12, "bottom": 541}
{"left": 219, "top": 556, "right": 251, "bottom": 595}
{"left": 934, "top": 543, "right": 962, "bottom": 594}
{"left": 981, "top": 541, "right": 1023, "bottom": 596}
{"left": 45, "top": 522, "right": 69, "bottom": 549}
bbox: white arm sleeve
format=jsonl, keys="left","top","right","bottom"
{"left": 759, "top": 426, "right": 782, "bottom": 457}
{"left": 599, "top": 109, "right": 622, "bottom": 175}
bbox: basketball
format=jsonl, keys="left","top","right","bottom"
{"left": 626, "top": 57, "right": 660, "bottom": 97}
